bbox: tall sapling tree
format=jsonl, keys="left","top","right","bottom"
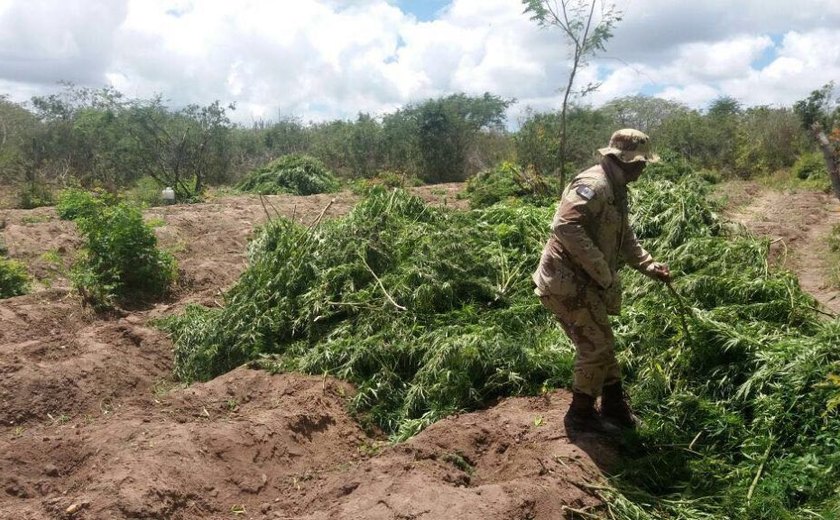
{"left": 522, "top": 0, "right": 621, "bottom": 186}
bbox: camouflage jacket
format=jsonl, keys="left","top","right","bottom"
{"left": 533, "top": 158, "right": 655, "bottom": 314}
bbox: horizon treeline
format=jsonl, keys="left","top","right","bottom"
{"left": 0, "top": 84, "right": 820, "bottom": 206}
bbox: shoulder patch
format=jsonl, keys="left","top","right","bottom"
{"left": 576, "top": 185, "right": 596, "bottom": 201}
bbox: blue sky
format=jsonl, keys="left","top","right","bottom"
{"left": 395, "top": 0, "right": 452, "bottom": 21}
{"left": 752, "top": 34, "right": 783, "bottom": 70}
{"left": 0, "top": 0, "right": 839, "bottom": 124}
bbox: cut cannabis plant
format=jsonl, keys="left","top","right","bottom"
{"left": 164, "top": 164, "right": 839, "bottom": 518}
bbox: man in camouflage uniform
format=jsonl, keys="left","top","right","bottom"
{"left": 533, "top": 128, "right": 671, "bottom": 432}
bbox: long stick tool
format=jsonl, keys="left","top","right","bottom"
{"left": 665, "top": 280, "right": 695, "bottom": 344}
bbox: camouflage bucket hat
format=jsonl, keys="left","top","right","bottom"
{"left": 598, "top": 128, "right": 660, "bottom": 163}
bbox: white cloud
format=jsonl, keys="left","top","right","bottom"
{"left": 676, "top": 36, "right": 773, "bottom": 80}
{"left": 656, "top": 84, "right": 720, "bottom": 108}
{"left": 0, "top": 0, "right": 128, "bottom": 84}
{"left": 606, "top": 0, "right": 840, "bottom": 64}
{"left": 719, "top": 29, "right": 840, "bottom": 107}
{"left": 0, "top": 0, "right": 838, "bottom": 123}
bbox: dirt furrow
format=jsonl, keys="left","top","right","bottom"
{"left": 725, "top": 183, "right": 840, "bottom": 315}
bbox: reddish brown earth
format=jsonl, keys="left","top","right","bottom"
{"left": 0, "top": 185, "right": 614, "bottom": 520}
{"left": 724, "top": 181, "right": 840, "bottom": 316}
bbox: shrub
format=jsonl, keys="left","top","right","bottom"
{"left": 125, "top": 176, "right": 165, "bottom": 207}
{"left": 0, "top": 257, "right": 29, "bottom": 298}
{"left": 70, "top": 197, "right": 176, "bottom": 309}
{"left": 237, "top": 154, "right": 340, "bottom": 195}
{"left": 170, "top": 176, "right": 205, "bottom": 204}
{"left": 792, "top": 151, "right": 828, "bottom": 180}
{"left": 17, "top": 183, "right": 54, "bottom": 209}
{"left": 56, "top": 188, "right": 115, "bottom": 221}
{"left": 463, "top": 161, "right": 557, "bottom": 208}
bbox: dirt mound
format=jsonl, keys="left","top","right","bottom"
{"left": 289, "top": 392, "right": 614, "bottom": 520}
{"left": 1, "top": 367, "right": 612, "bottom": 520}
{"left": 0, "top": 369, "right": 368, "bottom": 519}
{"left": 0, "top": 290, "right": 172, "bottom": 427}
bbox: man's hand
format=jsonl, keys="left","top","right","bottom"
{"left": 648, "top": 262, "right": 671, "bottom": 283}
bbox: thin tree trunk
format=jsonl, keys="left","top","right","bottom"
{"left": 554, "top": 0, "right": 597, "bottom": 190}
{"left": 813, "top": 124, "right": 840, "bottom": 201}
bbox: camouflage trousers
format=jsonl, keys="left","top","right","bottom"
{"left": 539, "top": 287, "right": 621, "bottom": 398}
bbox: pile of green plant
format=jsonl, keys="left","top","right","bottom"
{"left": 237, "top": 154, "right": 340, "bottom": 195}
{"left": 60, "top": 190, "right": 176, "bottom": 308}
{"left": 163, "top": 167, "right": 839, "bottom": 518}
{"left": 163, "top": 187, "right": 569, "bottom": 437}
{"left": 463, "top": 161, "right": 558, "bottom": 208}
{"left": 605, "top": 192, "right": 839, "bottom": 519}
{"left": 0, "top": 257, "right": 29, "bottom": 298}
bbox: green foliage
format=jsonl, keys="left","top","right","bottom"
{"left": 414, "top": 93, "right": 513, "bottom": 183}
{"left": 515, "top": 106, "right": 613, "bottom": 177}
{"left": 121, "top": 98, "right": 232, "bottom": 199}
{"left": 68, "top": 195, "right": 176, "bottom": 309}
{"left": 350, "top": 171, "right": 424, "bottom": 195}
{"left": 656, "top": 109, "right": 731, "bottom": 172}
{"left": 0, "top": 257, "right": 29, "bottom": 298}
{"left": 603, "top": 95, "right": 690, "bottom": 135}
{"left": 794, "top": 82, "right": 840, "bottom": 131}
{"left": 56, "top": 187, "right": 114, "bottom": 220}
{"left": 237, "top": 154, "right": 340, "bottom": 195}
{"left": 372, "top": 170, "right": 423, "bottom": 188}
{"left": 18, "top": 85, "right": 232, "bottom": 197}
{"left": 641, "top": 150, "right": 694, "bottom": 182}
{"left": 166, "top": 167, "right": 839, "bottom": 517}
{"left": 602, "top": 179, "right": 838, "bottom": 519}
{"left": 125, "top": 176, "right": 166, "bottom": 207}
{"left": 17, "top": 183, "right": 54, "bottom": 209}
{"left": 521, "top": 0, "right": 622, "bottom": 182}
{"left": 162, "top": 187, "right": 570, "bottom": 439}
{"left": 0, "top": 96, "right": 37, "bottom": 182}
{"left": 830, "top": 225, "right": 840, "bottom": 289}
{"left": 237, "top": 94, "right": 513, "bottom": 183}
{"left": 792, "top": 152, "right": 828, "bottom": 180}
{"left": 734, "top": 106, "right": 807, "bottom": 177}
{"left": 464, "top": 161, "right": 557, "bottom": 208}
{"left": 3, "top": 85, "right": 824, "bottom": 194}
{"left": 707, "top": 96, "right": 743, "bottom": 118}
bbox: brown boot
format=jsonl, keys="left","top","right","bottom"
{"left": 565, "top": 392, "right": 616, "bottom": 434}
{"left": 600, "top": 382, "right": 640, "bottom": 430}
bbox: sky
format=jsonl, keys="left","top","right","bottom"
{"left": 0, "top": 0, "right": 839, "bottom": 126}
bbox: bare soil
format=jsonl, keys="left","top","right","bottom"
{"left": 1, "top": 185, "right": 614, "bottom": 520}
{"left": 723, "top": 181, "right": 840, "bottom": 315}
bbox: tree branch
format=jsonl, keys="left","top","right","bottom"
{"left": 813, "top": 123, "right": 840, "bottom": 201}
